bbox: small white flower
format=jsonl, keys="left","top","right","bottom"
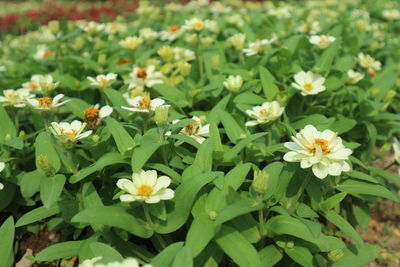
{"left": 34, "top": 45, "right": 55, "bottom": 60}
{"left": 309, "top": 35, "right": 336, "bottom": 49}
{"left": 183, "top": 18, "right": 218, "bottom": 32}
{"left": 122, "top": 96, "right": 166, "bottom": 113}
{"left": 117, "top": 170, "right": 174, "bottom": 204}
{"left": 87, "top": 73, "right": 117, "bottom": 89}
{"left": 383, "top": 9, "right": 400, "bottom": 20}
{"left": 104, "top": 22, "right": 127, "bottom": 34}
{"left": 172, "top": 47, "right": 195, "bottom": 62}
{"left": 159, "top": 25, "right": 183, "bottom": 41}
{"left": 167, "top": 116, "right": 210, "bottom": 144}
{"left": 296, "top": 21, "right": 321, "bottom": 34}
{"left": 28, "top": 94, "right": 70, "bottom": 110}
{"left": 283, "top": 125, "right": 352, "bottom": 179}
{"left": 126, "top": 65, "right": 163, "bottom": 90}
{"left": 79, "top": 256, "right": 151, "bottom": 267}
{"left": 291, "top": 71, "right": 326, "bottom": 96}
{"left": 139, "top": 28, "right": 159, "bottom": 43}
{"left": 245, "top": 101, "right": 284, "bottom": 126}
{"left": 22, "top": 75, "right": 42, "bottom": 91}
{"left": 268, "top": 7, "right": 291, "bottom": 18}
{"left": 119, "top": 36, "right": 143, "bottom": 50}
{"left": 0, "top": 89, "right": 33, "bottom": 108}
{"left": 347, "top": 69, "right": 364, "bottom": 84}
{"left": 34, "top": 75, "right": 59, "bottom": 93}
{"left": 357, "top": 53, "right": 381, "bottom": 73}
{"left": 49, "top": 120, "right": 92, "bottom": 142}
{"left": 242, "top": 36, "right": 277, "bottom": 56}
{"left": 84, "top": 104, "right": 113, "bottom": 129}
{"left": 227, "top": 33, "right": 246, "bottom": 51}
{"left": 223, "top": 75, "right": 243, "bottom": 93}
{"left": 393, "top": 138, "right": 400, "bottom": 164}
{"left": 0, "top": 162, "right": 4, "bottom": 191}
{"left": 79, "top": 21, "right": 105, "bottom": 34}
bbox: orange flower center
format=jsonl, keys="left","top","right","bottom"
{"left": 303, "top": 83, "right": 314, "bottom": 91}
{"left": 168, "top": 25, "right": 180, "bottom": 32}
{"left": 138, "top": 98, "right": 151, "bottom": 110}
{"left": 43, "top": 51, "right": 55, "bottom": 58}
{"left": 84, "top": 106, "right": 99, "bottom": 120}
{"left": 137, "top": 184, "right": 153, "bottom": 196}
{"left": 29, "top": 82, "right": 39, "bottom": 90}
{"left": 185, "top": 122, "right": 199, "bottom": 135}
{"left": 60, "top": 129, "right": 78, "bottom": 140}
{"left": 118, "top": 58, "right": 130, "bottom": 65}
{"left": 194, "top": 21, "right": 204, "bottom": 30}
{"left": 306, "top": 138, "right": 332, "bottom": 154}
{"left": 259, "top": 108, "right": 267, "bottom": 115}
{"left": 136, "top": 68, "right": 147, "bottom": 79}
{"left": 99, "top": 77, "right": 108, "bottom": 87}
{"left": 37, "top": 97, "right": 53, "bottom": 108}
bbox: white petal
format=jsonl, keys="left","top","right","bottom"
{"left": 153, "top": 176, "right": 171, "bottom": 193}
{"left": 120, "top": 194, "right": 137, "bottom": 202}
{"left": 158, "top": 188, "right": 175, "bottom": 200}
{"left": 312, "top": 164, "right": 329, "bottom": 179}
{"left": 99, "top": 105, "right": 113, "bottom": 118}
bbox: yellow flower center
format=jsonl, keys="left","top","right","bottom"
{"left": 136, "top": 68, "right": 147, "bottom": 79}
{"left": 137, "top": 184, "right": 153, "bottom": 196}
{"left": 259, "top": 108, "right": 267, "bottom": 115}
{"left": 303, "top": 83, "right": 314, "bottom": 91}
{"left": 37, "top": 97, "right": 53, "bottom": 108}
{"left": 319, "top": 36, "right": 328, "bottom": 44}
{"left": 138, "top": 97, "right": 151, "bottom": 110}
{"left": 43, "top": 51, "right": 55, "bottom": 58}
{"left": 194, "top": 21, "right": 204, "bottom": 30}
{"left": 306, "top": 138, "right": 332, "bottom": 154}
{"left": 98, "top": 77, "right": 108, "bottom": 87}
{"left": 60, "top": 129, "right": 78, "bottom": 140}
{"left": 168, "top": 25, "right": 180, "bottom": 32}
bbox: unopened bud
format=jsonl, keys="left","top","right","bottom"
{"left": 48, "top": 20, "right": 60, "bottom": 34}
{"left": 19, "top": 130, "right": 26, "bottom": 139}
{"left": 92, "top": 134, "right": 100, "bottom": 143}
{"left": 185, "top": 33, "right": 198, "bottom": 45}
{"left": 94, "top": 38, "right": 105, "bottom": 50}
{"left": 328, "top": 249, "right": 344, "bottom": 262}
{"left": 286, "top": 241, "right": 294, "bottom": 248}
{"left": 252, "top": 170, "right": 269, "bottom": 194}
{"left": 201, "top": 37, "right": 214, "bottom": 48}
{"left": 155, "top": 106, "right": 169, "bottom": 127}
{"left": 5, "top": 134, "right": 12, "bottom": 141}
{"left": 74, "top": 38, "right": 85, "bottom": 50}
{"left": 370, "top": 87, "right": 380, "bottom": 98}
{"left": 157, "top": 46, "right": 174, "bottom": 62}
{"left": 178, "top": 62, "right": 192, "bottom": 77}
{"left": 98, "top": 54, "right": 107, "bottom": 65}
{"left": 227, "top": 33, "right": 246, "bottom": 51}
{"left": 223, "top": 75, "right": 243, "bottom": 94}
{"left": 211, "top": 55, "right": 220, "bottom": 68}
{"left": 383, "top": 90, "right": 396, "bottom": 103}
{"left": 37, "top": 155, "right": 52, "bottom": 171}
{"left": 209, "top": 210, "right": 217, "bottom": 220}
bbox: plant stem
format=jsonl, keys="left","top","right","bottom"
{"left": 143, "top": 204, "right": 167, "bottom": 249}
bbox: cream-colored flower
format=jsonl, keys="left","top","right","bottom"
{"left": 83, "top": 104, "right": 113, "bottom": 129}
{"left": 79, "top": 256, "right": 152, "bottom": 267}
{"left": 49, "top": 120, "right": 92, "bottom": 142}
{"left": 296, "top": 21, "right": 321, "bottom": 34}
{"left": 159, "top": 25, "right": 183, "bottom": 41}
{"left": 357, "top": 53, "right": 381, "bottom": 72}
{"left": 172, "top": 47, "right": 195, "bottom": 62}
{"left": 227, "top": 33, "right": 246, "bottom": 51}
{"left": 347, "top": 69, "right": 364, "bottom": 84}
{"left": 87, "top": 73, "right": 117, "bottom": 89}
{"left": 291, "top": 71, "right": 326, "bottom": 96}
{"left": 168, "top": 116, "right": 210, "bottom": 144}
{"left": 0, "top": 162, "right": 5, "bottom": 190}
{"left": 35, "top": 75, "right": 59, "bottom": 93}
{"left": 79, "top": 21, "right": 105, "bottom": 35}
{"left": 393, "top": 138, "right": 400, "bottom": 164}
{"left": 242, "top": 36, "right": 277, "bottom": 56}
{"left": 309, "top": 35, "right": 336, "bottom": 49}
{"left": 139, "top": 28, "right": 159, "bottom": 43}
{"left": 104, "top": 22, "right": 127, "bottom": 34}
{"left": 34, "top": 45, "right": 55, "bottom": 60}
{"left": 268, "top": 7, "right": 291, "bottom": 18}
{"left": 223, "top": 75, "right": 243, "bottom": 93}
{"left": 122, "top": 96, "right": 166, "bottom": 113}
{"left": 284, "top": 125, "right": 352, "bottom": 179}
{"left": 119, "top": 36, "right": 143, "bottom": 50}
{"left": 245, "top": 101, "right": 284, "bottom": 126}
{"left": 183, "top": 18, "right": 218, "bottom": 32}
{"left": 126, "top": 65, "right": 163, "bottom": 90}
{"left": 383, "top": 9, "right": 400, "bottom": 20}
{"left": 225, "top": 14, "right": 245, "bottom": 28}
{"left": 0, "top": 89, "right": 33, "bottom": 108}
{"left": 117, "top": 170, "right": 174, "bottom": 204}
{"left": 28, "top": 94, "right": 70, "bottom": 110}
{"left": 22, "top": 75, "right": 42, "bottom": 91}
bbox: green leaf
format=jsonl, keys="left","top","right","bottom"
{"left": 131, "top": 131, "right": 163, "bottom": 173}
{"left": 185, "top": 216, "right": 218, "bottom": 257}
{"left": 152, "top": 84, "right": 188, "bottom": 108}
{"left": 369, "top": 166, "right": 400, "bottom": 186}
{"left": 0, "top": 106, "right": 16, "bottom": 143}
{"left": 331, "top": 244, "right": 380, "bottom": 267}
{"left": 217, "top": 110, "right": 245, "bottom": 144}
{"left": 314, "top": 38, "right": 341, "bottom": 72}
{"left": 223, "top": 132, "right": 267, "bottom": 162}
{"left": 337, "top": 179, "right": 399, "bottom": 201}
{"left": 284, "top": 245, "right": 314, "bottom": 267}
{"left": 35, "top": 132, "right": 61, "bottom": 174}
{"left": 214, "top": 225, "right": 261, "bottom": 267}
{"left": 35, "top": 241, "right": 84, "bottom": 262}
{"left": 20, "top": 170, "right": 45, "bottom": 199}
{"left": 105, "top": 117, "right": 136, "bottom": 154}
{"left": 259, "top": 245, "right": 283, "bottom": 267}
{"left": 320, "top": 192, "right": 347, "bottom": 211}
{"left": 171, "top": 246, "right": 193, "bottom": 267}
{"left": 0, "top": 217, "right": 14, "bottom": 266}
{"left": 40, "top": 174, "right": 66, "bottom": 208}
{"left": 193, "top": 138, "right": 213, "bottom": 172}
{"left": 330, "top": 115, "right": 357, "bottom": 134}
{"left": 152, "top": 242, "right": 184, "bottom": 267}
{"left": 215, "top": 198, "right": 263, "bottom": 225}
{"left": 84, "top": 242, "right": 123, "bottom": 263}
{"left": 259, "top": 66, "right": 279, "bottom": 101}
{"left": 323, "top": 210, "right": 363, "bottom": 245}
{"left": 16, "top": 204, "right": 60, "bottom": 227}
{"left": 70, "top": 152, "right": 127, "bottom": 183}
{"left": 71, "top": 206, "right": 153, "bottom": 238}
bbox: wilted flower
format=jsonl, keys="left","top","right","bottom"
{"left": 283, "top": 125, "right": 352, "bottom": 179}
{"left": 159, "top": 25, "right": 183, "bottom": 41}
{"left": 126, "top": 65, "right": 163, "bottom": 90}
{"left": 245, "top": 101, "right": 284, "bottom": 126}
{"left": 347, "top": 69, "right": 364, "bottom": 84}
{"left": 309, "top": 35, "right": 336, "bottom": 49}
{"left": 382, "top": 9, "right": 400, "bottom": 20}
{"left": 116, "top": 170, "right": 174, "bottom": 204}
{"left": 227, "top": 33, "right": 246, "bottom": 51}
{"left": 84, "top": 105, "right": 113, "bottom": 129}
{"left": 34, "top": 45, "right": 55, "bottom": 60}
{"left": 0, "top": 89, "right": 33, "bottom": 108}
{"left": 119, "top": 36, "right": 143, "bottom": 50}
{"left": 242, "top": 36, "right": 277, "bottom": 56}
{"left": 28, "top": 94, "right": 70, "bottom": 111}
{"left": 49, "top": 120, "right": 92, "bottom": 144}
{"left": 223, "top": 75, "right": 243, "bottom": 93}
{"left": 87, "top": 73, "right": 117, "bottom": 89}
{"left": 291, "top": 71, "right": 326, "bottom": 96}
{"left": 357, "top": 53, "right": 381, "bottom": 74}
{"left": 122, "top": 95, "right": 166, "bottom": 113}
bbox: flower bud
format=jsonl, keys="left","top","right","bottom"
{"left": 155, "top": 106, "right": 169, "bottom": 127}
{"left": 19, "top": 130, "right": 26, "bottom": 139}
{"left": 158, "top": 46, "right": 174, "bottom": 62}
{"left": 160, "top": 63, "right": 173, "bottom": 75}
{"left": 37, "top": 155, "right": 52, "bottom": 171}
{"left": 178, "top": 62, "right": 192, "bottom": 77}
{"left": 98, "top": 54, "right": 107, "bottom": 65}
{"left": 285, "top": 241, "right": 294, "bottom": 248}
{"left": 5, "top": 134, "right": 12, "bottom": 141}
{"left": 201, "top": 37, "right": 214, "bottom": 48}
{"left": 328, "top": 249, "right": 344, "bottom": 262}
{"left": 369, "top": 87, "right": 380, "bottom": 98}
{"left": 223, "top": 75, "right": 243, "bottom": 94}
{"left": 94, "top": 38, "right": 105, "bottom": 50}
{"left": 185, "top": 33, "right": 198, "bottom": 45}
{"left": 92, "top": 134, "right": 100, "bottom": 143}
{"left": 383, "top": 90, "right": 396, "bottom": 103}
{"left": 227, "top": 33, "right": 246, "bottom": 51}
{"left": 211, "top": 56, "right": 220, "bottom": 68}
{"left": 48, "top": 20, "right": 60, "bottom": 34}
{"left": 74, "top": 38, "right": 85, "bottom": 50}
{"left": 252, "top": 170, "right": 269, "bottom": 194}
{"left": 209, "top": 210, "right": 217, "bottom": 220}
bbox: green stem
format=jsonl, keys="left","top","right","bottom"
{"left": 257, "top": 195, "right": 265, "bottom": 249}
{"left": 143, "top": 204, "right": 167, "bottom": 249}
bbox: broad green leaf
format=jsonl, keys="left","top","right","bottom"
{"left": 215, "top": 198, "right": 263, "bottom": 225}
{"left": 259, "top": 66, "right": 279, "bottom": 101}
{"left": 369, "top": 166, "right": 400, "bottom": 185}
{"left": 0, "top": 106, "right": 16, "bottom": 143}
{"left": 71, "top": 206, "right": 153, "bottom": 238}
{"left": 193, "top": 138, "right": 213, "bottom": 172}
{"left": 223, "top": 132, "right": 267, "bottom": 162}
{"left": 323, "top": 210, "right": 363, "bottom": 245}
{"left": 314, "top": 38, "right": 341, "bottom": 72}
{"left": 284, "top": 245, "right": 314, "bottom": 267}
{"left": 16, "top": 204, "right": 60, "bottom": 227}
{"left": 152, "top": 84, "right": 188, "bottom": 108}
{"left": 214, "top": 225, "right": 261, "bottom": 267}
{"left": 217, "top": 110, "right": 246, "bottom": 144}
{"left": 40, "top": 174, "right": 66, "bottom": 208}
{"left": 0, "top": 217, "right": 14, "bottom": 266}
{"left": 35, "top": 132, "right": 61, "bottom": 174}
{"left": 35, "top": 241, "right": 84, "bottom": 262}
{"left": 331, "top": 244, "right": 380, "bottom": 267}
{"left": 85, "top": 242, "right": 123, "bottom": 263}
{"left": 330, "top": 115, "right": 357, "bottom": 134}
{"left": 320, "top": 192, "right": 347, "bottom": 211}
{"left": 105, "top": 117, "right": 136, "bottom": 154}
{"left": 185, "top": 216, "right": 219, "bottom": 257}
{"left": 337, "top": 179, "right": 399, "bottom": 201}
{"left": 131, "top": 129, "right": 164, "bottom": 172}
{"left": 70, "top": 152, "right": 127, "bottom": 183}
{"left": 171, "top": 246, "right": 193, "bottom": 267}
{"left": 263, "top": 162, "right": 284, "bottom": 200}
{"left": 259, "top": 245, "right": 283, "bottom": 267}
{"left": 20, "top": 170, "right": 45, "bottom": 199}
{"left": 152, "top": 242, "right": 184, "bottom": 267}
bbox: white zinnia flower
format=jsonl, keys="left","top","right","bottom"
{"left": 296, "top": 21, "right": 321, "bottom": 34}
{"left": 393, "top": 138, "right": 400, "bottom": 164}
{"left": 357, "top": 53, "right": 381, "bottom": 73}
{"left": 22, "top": 75, "right": 42, "bottom": 91}
{"left": 0, "top": 162, "right": 4, "bottom": 191}
{"left": 34, "top": 45, "right": 55, "bottom": 60}
{"left": 116, "top": 170, "right": 174, "bottom": 204}
{"left": 283, "top": 125, "right": 352, "bottom": 179}
{"left": 87, "top": 73, "right": 117, "bottom": 89}
{"left": 242, "top": 36, "right": 277, "bottom": 56}
{"left": 35, "top": 75, "right": 59, "bottom": 93}
{"left": 79, "top": 21, "right": 105, "bottom": 35}
{"left": 291, "top": 71, "right": 326, "bottom": 96}
{"left": 223, "top": 75, "right": 243, "bottom": 93}
{"left": 245, "top": 101, "right": 284, "bottom": 126}
{"left": 139, "top": 28, "right": 159, "bottom": 43}
{"left": 49, "top": 120, "right": 92, "bottom": 142}
{"left": 79, "top": 256, "right": 151, "bottom": 267}
{"left": 104, "top": 22, "right": 127, "bottom": 34}
{"left": 309, "top": 35, "right": 336, "bottom": 49}
{"left": 383, "top": 9, "right": 400, "bottom": 20}
{"left": 183, "top": 18, "right": 218, "bottom": 32}
{"left": 227, "top": 33, "right": 246, "bottom": 51}
{"left": 172, "top": 47, "right": 195, "bottom": 62}
{"left": 347, "top": 69, "right": 364, "bottom": 84}
{"left": 159, "top": 25, "right": 183, "bottom": 41}
{"left": 83, "top": 104, "right": 113, "bottom": 129}
{"left": 119, "top": 36, "right": 143, "bottom": 50}
{"left": 0, "top": 89, "right": 33, "bottom": 108}
{"left": 168, "top": 116, "right": 210, "bottom": 144}
{"left": 126, "top": 65, "right": 163, "bottom": 90}
{"left": 122, "top": 96, "right": 166, "bottom": 113}
{"left": 28, "top": 94, "right": 70, "bottom": 110}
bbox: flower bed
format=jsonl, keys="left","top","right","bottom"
{"left": 0, "top": 0, "right": 400, "bottom": 266}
